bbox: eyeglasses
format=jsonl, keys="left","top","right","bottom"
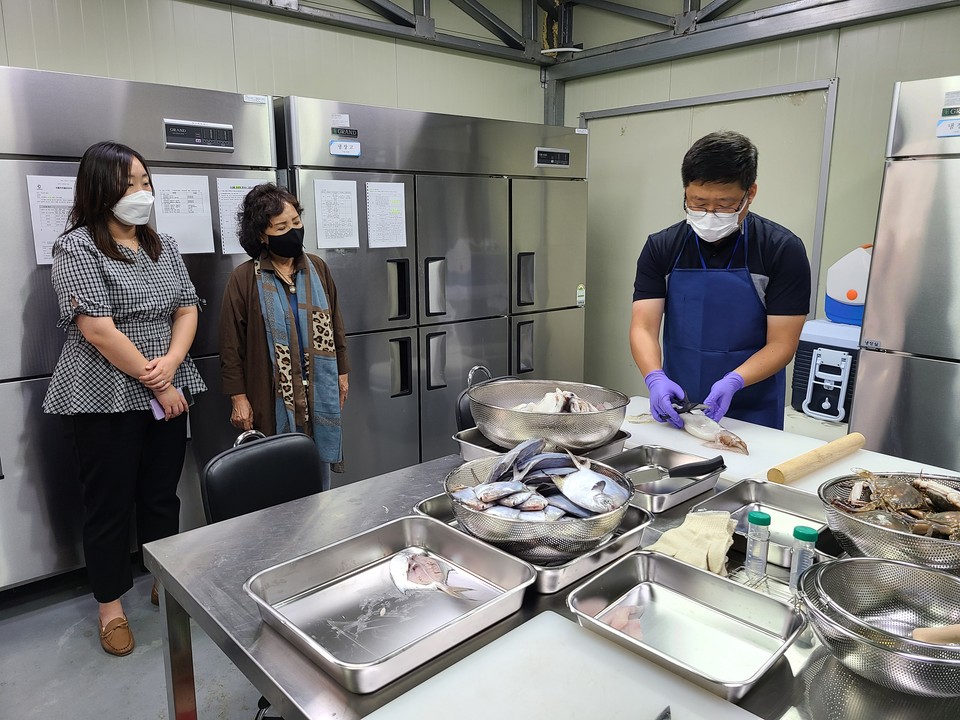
{"left": 683, "top": 190, "right": 749, "bottom": 219}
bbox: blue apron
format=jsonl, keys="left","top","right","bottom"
{"left": 662, "top": 219, "right": 785, "bottom": 429}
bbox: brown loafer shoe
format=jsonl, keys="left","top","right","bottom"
{"left": 100, "top": 616, "right": 135, "bottom": 656}
{"left": 150, "top": 582, "right": 159, "bottom": 607}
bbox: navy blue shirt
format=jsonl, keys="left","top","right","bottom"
{"left": 632, "top": 213, "right": 811, "bottom": 316}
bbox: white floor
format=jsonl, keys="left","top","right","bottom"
{"left": 0, "top": 568, "right": 262, "bottom": 720}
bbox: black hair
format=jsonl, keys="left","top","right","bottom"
{"left": 236, "top": 183, "right": 304, "bottom": 259}
{"left": 681, "top": 131, "right": 758, "bottom": 190}
{"left": 64, "top": 141, "right": 162, "bottom": 262}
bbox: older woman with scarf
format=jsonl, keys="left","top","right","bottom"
{"left": 219, "top": 184, "right": 349, "bottom": 490}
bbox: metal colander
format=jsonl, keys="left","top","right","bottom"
{"left": 819, "top": 472, "right": 960, "bottom": 572}
{"left": 467, "top": 379, "right": 629, "bottom": 451}
{"left": 443, "top": 455, "right": 634, "bottom": 564}
{"left": 798, "top": 559, "right": 960, "bottom": 696}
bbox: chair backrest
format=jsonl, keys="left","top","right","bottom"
{"left": 200, "top": 432, "right": 322, "bottom": 524}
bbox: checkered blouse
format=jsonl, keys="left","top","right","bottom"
{"left": 43, "top": 227, "right": 207, "bottom": 415}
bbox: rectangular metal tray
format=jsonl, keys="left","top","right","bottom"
{"left": 415, "top": 493, "right": 651, "bottom": 594}
{"left": 566, "top": 550, "right": 805, "bottom": 702}
{"left": 690, "top": 479, "right": 833, "bottom": 568}
{"left": 452, "top": 427, "right": 631, "bottom": 462}
{"left": 601, "top": 445, "right": 723, "bottom": 513}
{"left": 244, "top": 515, "right": 536, "bottom": 694}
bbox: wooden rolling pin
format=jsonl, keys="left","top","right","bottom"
{"left": 912, "top": 624, "right": 960, "bottom": 645}
{"left": 766, "top": 432, "right": 866, "bottom": 485}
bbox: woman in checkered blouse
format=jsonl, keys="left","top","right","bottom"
{"left": 42, "top": 142, "right": 206, "bottom": 656}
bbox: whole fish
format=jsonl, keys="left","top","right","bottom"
{"left": 551, "top": 454, "right": 629, "bottom": 514}
{"left": 626, "top": 408, "right": 749, "bottom": 456}
{"left": 389, "top": 550, "right": 473, "bottom": 599}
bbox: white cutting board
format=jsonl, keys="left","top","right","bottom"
{"left": 365, "top": 612, "right": 761, "bottom": 720}
{"left": 621, "top": 396, "right": 960, "bottom": 496}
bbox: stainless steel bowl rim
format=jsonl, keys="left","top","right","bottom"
{"left": 799, "top": 563, "right": 960, "bottom": 664}
{"left": 818, "top": 473, "right": 960, "bottom": 548}
{"left": 466, "top": 378, "right": 630, "bottom": 411}
{"left": 807, "top": 559, "right": 960, "bottom": 656}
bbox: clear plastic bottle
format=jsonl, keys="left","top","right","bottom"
{"left": 788, "top": 525, "right": 819, "bottom": 593}
{"left": 744, "top": 510, "right": 771, "bottom": 579}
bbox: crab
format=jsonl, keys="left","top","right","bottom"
{"left": 843, "top": 469, "right": 931, "bottom": 519}
{"left": 909, "top": 511, "right": 960, "bottom": 541}
{"left": 912, "top": 478, "right": 960, "bottom": 512}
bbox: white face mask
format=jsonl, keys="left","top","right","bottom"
{"left": 686, "top": 210, "right": 741, "bottom": 243}
{"left": 112, "top": 190, "right": 154, "bottom": 226}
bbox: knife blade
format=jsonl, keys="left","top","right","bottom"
{"left": 653, "top": 705, "right": 671, "bottom": 720}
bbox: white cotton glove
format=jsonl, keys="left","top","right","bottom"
{"left": 646, "top": 511, "right": 737, "bottom": 576}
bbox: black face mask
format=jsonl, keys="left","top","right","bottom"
{"left": 266, "top": 226, "right": 304, "bottom": 258}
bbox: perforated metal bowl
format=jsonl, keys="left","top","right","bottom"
{"left": 467, "top": 379, "right": 629, "bottom": 451}
{"left": 444, "top": 455, "right": 634, "bottom": 564}
{"left": 819, "top": 472, "right": 960, "bottom": 572}
{"left": 798, "top": 559, "right": 960, "bottom": 697}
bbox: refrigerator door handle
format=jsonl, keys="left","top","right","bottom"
{"left": 388, "top": 336, "right": 413, "bottom": 397}
{"left": 386, "top": 258, "right": 411, "bottom": 321}
{"left": 424, "top": 257, "right": 447, "bottom": 316}
{"left": 517, "top": 251, "right": 535, "bottom": 306}
{"left": 516, "top": 320, "right": 535, "bottom": 374}
{"left": 425, "top": 331, "right": 448, "bottom": 390}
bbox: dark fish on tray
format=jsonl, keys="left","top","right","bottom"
{"left": 389, "top": 550, "right": 473, "bottom": 600}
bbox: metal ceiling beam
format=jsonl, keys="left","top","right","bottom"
{"left": 449, "top": 0, "right": 525, "bottom": 49}
{"left": 205, "top": 0, "right": 542, "bottom": 62}
{"left": 546, "top": 0, "right": 960, "bottom": 81}
{"left": 567, "top": 0, "right": 674, "bottom": 27}
{"left": 352, "top": 0, "right": 415, "bottom": 27}
{"left": 698, "top": 0, "right": 745, "bottom": 22}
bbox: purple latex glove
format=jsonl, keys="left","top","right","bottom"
{"left": 644, "top": 370, "right": 685, "bottom": 429}
{"left": 703, "top": 371, "right": 745, "bottom": 422}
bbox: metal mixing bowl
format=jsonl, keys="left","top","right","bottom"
{"left": 443, "top": 455, "right": 634, "bottom": 564}
{"left": 805, "top": 559, "right": 960, "bottom": 660}
{"left": 467, "top": 379, "right": 629, "bottom": 451}
{"left": 798, "top": 559, "right": 960, "bottom": 697}
{"left": 819, "top": 472, "right": 960, "bottom": 572}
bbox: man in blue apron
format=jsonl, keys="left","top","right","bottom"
{"left": 630, "top": 131, "right": 810, "bottom": 430}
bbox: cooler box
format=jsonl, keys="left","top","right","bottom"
{"left": 791, "top": 319, "right": 860, "bottom": 423}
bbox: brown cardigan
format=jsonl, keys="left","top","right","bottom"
{"left": 219, "top": 252, "right": 350, "bottom": 436}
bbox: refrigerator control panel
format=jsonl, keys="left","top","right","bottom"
{"left": 164, "top": 118, "right": 234, "bottom": 152}
{"left": 534, "top": 147, "right": 571, "bottom": 168}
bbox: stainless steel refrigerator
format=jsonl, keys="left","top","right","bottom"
{"left": 0, "top": 67, "right": 276, "bottom": 590}
{"left": 850, "top": 74, "right": 960, "bottom": 470}
{"left": 276, "top": 98, "right": 587, "bottom": 485}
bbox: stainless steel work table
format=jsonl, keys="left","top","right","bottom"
{"left": 144, "top": 454, "right": 960, "bottom": 720}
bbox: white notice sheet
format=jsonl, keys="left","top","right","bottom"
{"left": 217, "top": 178, "right": 263, "bottom": 254}
{"left": 27, "top": 175, "right": 76, "bottom": 264}
{"left": 314, "top": 179, "right": 360, "bottom": 249}
{"left": 366, "top": 182, "right": 406, "bottom": 248}
{"left": 151, "top": 174, "right": 215, "bottom": 254}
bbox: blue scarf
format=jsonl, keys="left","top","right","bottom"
{"left": 255, "top": 257, "right": 342, "bottom": 466}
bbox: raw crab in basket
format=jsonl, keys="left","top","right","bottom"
{"left": 830, "top": 469, "right": 960, "bottom": 540}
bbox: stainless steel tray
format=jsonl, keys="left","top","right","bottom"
{"left": 244, "top": 515, "right": 536, "bottom": 694}
{"left": 690, "top": 479, "right": 832, "bottom": 568}
{"left": 414, "top": 493, "right": 651, "bottom": 594}
{"left": 567, "top": 550, "right": 805, "bottom": 702}
{"left": 601, "top": 445, "right": 724, "bottom": 513}
{"left": 452, "top": 427, "right": 631, "bottom": 462}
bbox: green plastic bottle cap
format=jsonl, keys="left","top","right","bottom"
{"left": 793, "top": 525, "right": 819, "bottom": 542}
{"left": 747, "top": 511, "right": 771, "bottom": 526}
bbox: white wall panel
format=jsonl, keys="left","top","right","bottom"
{"left": 231, "top": 7, "right": 399, "bottom": 104}
{"left": 396, "top": 42, "right": 541, "bottom": 121}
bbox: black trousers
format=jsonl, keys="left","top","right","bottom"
{"left": 69, "top": 411, "right": 187, "bottom": 603}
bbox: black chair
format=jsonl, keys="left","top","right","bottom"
{"left": 200, "top": 432, "right": 322, "bottom": 720}
{"left": 200, "top": 432, "right": 322, "bottom": 524}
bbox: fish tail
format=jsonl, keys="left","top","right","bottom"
{"left": 439, "top": 584, "right": 474, "bottom": 600}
